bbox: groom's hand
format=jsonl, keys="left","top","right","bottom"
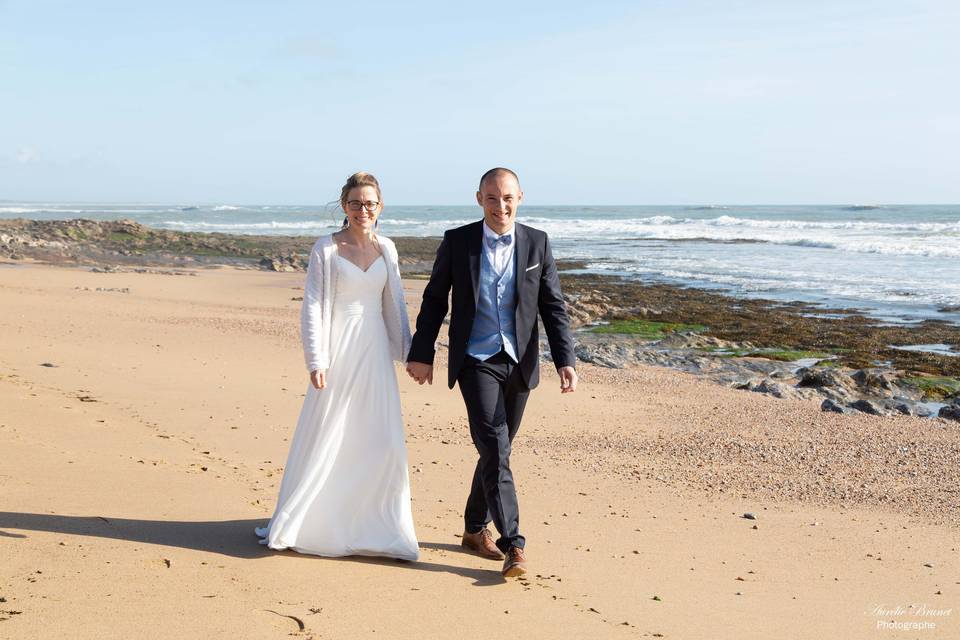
{"left": 558, "top": 366, "right": 578, "bottom": 394}
{"left": 406, "top": 361, "right": 434, "bottom": 385}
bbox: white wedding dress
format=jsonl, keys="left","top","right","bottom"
{"left": 255, "top": 255, "right": 419, "bottom": 561}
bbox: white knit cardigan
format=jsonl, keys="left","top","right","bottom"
{"left": 300, "top": 233, "right": 412, "bottom": 373}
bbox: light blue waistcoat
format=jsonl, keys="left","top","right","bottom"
{"left": 466, "top": 246, "right": 519, "bottom": 362}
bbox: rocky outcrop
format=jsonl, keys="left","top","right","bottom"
{"left": 736, "top": 378, "right": 802, "bottom": 400}
{"left": 0, "top": 218, "right": 312, "bottom": 271}
{"left": 571, "top": 330, "right": 945, "bottom": 417}
{"left": 258, "top": 255, "right": 307, "bottom": 272}
{"left": 653, "top": 333, "right": 752, "bottom": 351}
{"left": 6, "top": 218, "right": 958, "bottom": 419}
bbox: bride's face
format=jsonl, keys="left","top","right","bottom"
{"left": 342, "top": 186, "right": 381, "bottom": 231}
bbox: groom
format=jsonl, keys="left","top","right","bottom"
{"left": 406, "top": 167, "right": 578, "bottom": 577}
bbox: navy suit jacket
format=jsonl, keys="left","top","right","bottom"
{"left": 408, "top": 220, "right": 576, "bottom": 389}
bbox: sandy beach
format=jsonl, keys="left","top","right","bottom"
{"left": 1, "top": 261, "right": 958, "bottom": 639}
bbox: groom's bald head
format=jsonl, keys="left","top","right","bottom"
{"left": 478, "top": 167, "right": 520, "bottom": 192}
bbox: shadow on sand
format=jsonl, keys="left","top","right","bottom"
{"left": 0, "top": 511, "right": 505, "bottom": 586}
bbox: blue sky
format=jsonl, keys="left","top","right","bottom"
{"left": 1, "top": 0, "right": 958, "bottom": 204}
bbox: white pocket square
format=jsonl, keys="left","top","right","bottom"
{"left": 525, "top": 263, "right": 540, "bottom": 272}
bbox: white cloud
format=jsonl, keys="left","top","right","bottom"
{"left": 279, "top": 37, "right": 339, "bottom": 58}
{"left": 15, "top": 147, "right": 39, "bottom": 164}
{"left": 930, "top": 115, "right": 960, "bottom": 136}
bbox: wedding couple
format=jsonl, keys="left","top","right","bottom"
{"left": 255, "top": 168, "right": 578, "bottom": 578}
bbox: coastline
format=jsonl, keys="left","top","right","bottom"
{"left": 2, "top": 217, "right": 959, "bottom": 418}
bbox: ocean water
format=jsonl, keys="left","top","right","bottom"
{"left": 2, "top": 202, "right": 958, "bottom": 325}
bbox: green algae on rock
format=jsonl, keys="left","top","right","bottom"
{"left": 589, "top": 319, "right": 706, "bottom": 339}
{"left": 704, "top": 348, "right": 837, "bottom": 362}
{"left": 902, "top": 376, "right": 960, "bottom": 401}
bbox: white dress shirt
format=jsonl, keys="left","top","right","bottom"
{"left": 482, "top": 222, "right": 515, "bottom": 276}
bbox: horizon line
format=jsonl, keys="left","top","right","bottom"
{"left": 2, "top": 199, "right": 960, "bottom": 208}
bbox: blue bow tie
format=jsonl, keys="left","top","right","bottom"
{"left": 486, "top": 234, "right": 513, "bottom": 249}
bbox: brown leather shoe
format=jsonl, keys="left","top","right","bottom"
{"left": 501, "top": 546, "right": 528, "bottom": 578}
{"left": 461, "top": 529, "right": 505, "bottom": 560}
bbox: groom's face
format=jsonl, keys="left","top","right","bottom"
{"left": 476, "top": 173, "right": 522, "bottom": 235}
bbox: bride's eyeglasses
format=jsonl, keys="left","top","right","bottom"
{"left": 346, "top": 200, "right": 381, "bottom": 212}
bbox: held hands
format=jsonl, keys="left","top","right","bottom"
{"left": 310, "top": 370, "right": 327, "bottom": 390}
{"left": 558, "top": 366, "right": 578, "bottom": 394}
{"left": 406, "top": 361, "right": 434, "bottom": 385}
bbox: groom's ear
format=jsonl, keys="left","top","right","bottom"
{"left": 475, "top": 191, "right": 483, "bottom": 207}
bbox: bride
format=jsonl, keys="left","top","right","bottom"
{"left": 255, "top": 172, "right": 419, "bottom": 561}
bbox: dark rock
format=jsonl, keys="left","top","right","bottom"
{"left": 259, "top": 254, "right": 306, "bottom": 272}
{"left": 563, "top": 291, "right": 616, "bottom": 327}
{"left": 821, "top": 398, "right": 850, "bottom": 414}
{"left": 890, "top": 402, "right": 914, "bottom": 416}
{"left": 939, "top": 403, "right": 960, "bottom": 422}
{"left": 797, "top": 367, "right": 857, "bottom": 396}
{"left": 737, "top": 378, "right": 799, "bottom": 400}
{"left": 624, "top": 305, "right": 661, "bottom": 318}
{"left": 817, "top": 387, "right": 853, "bottom": 404}
{"left": 850, "top": 399, "right": 885, "bottom": 416}
{"left": 259, "top": 257, "right": 290, "bottom": 272}
{"left": 655, "top": 333, "right": 741, "bottom": 350}
{"left": 851, "top": 369, "right": 900, "bottom": 397}
{"left": 574, "top": 343, "right": 630, "bottom": 369}
{"left": 915, "top": 404, "right": 934, "bottom": 418}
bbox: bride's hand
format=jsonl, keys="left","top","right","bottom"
{"left": 310, "top": 370, "right": 327, "bottom": 390}
{"left": 405, "top": 361, "right": 433, "bottom": 385}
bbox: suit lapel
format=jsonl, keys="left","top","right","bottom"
{"left": 468, "top": 221, "right": 483, "bottom": 308}
{"left": 513, "top": 223, "right": 528, "bottom": 306}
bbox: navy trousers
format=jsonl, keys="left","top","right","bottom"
{"left": 457, "top": 350, "right": 530, "bottom": 552}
